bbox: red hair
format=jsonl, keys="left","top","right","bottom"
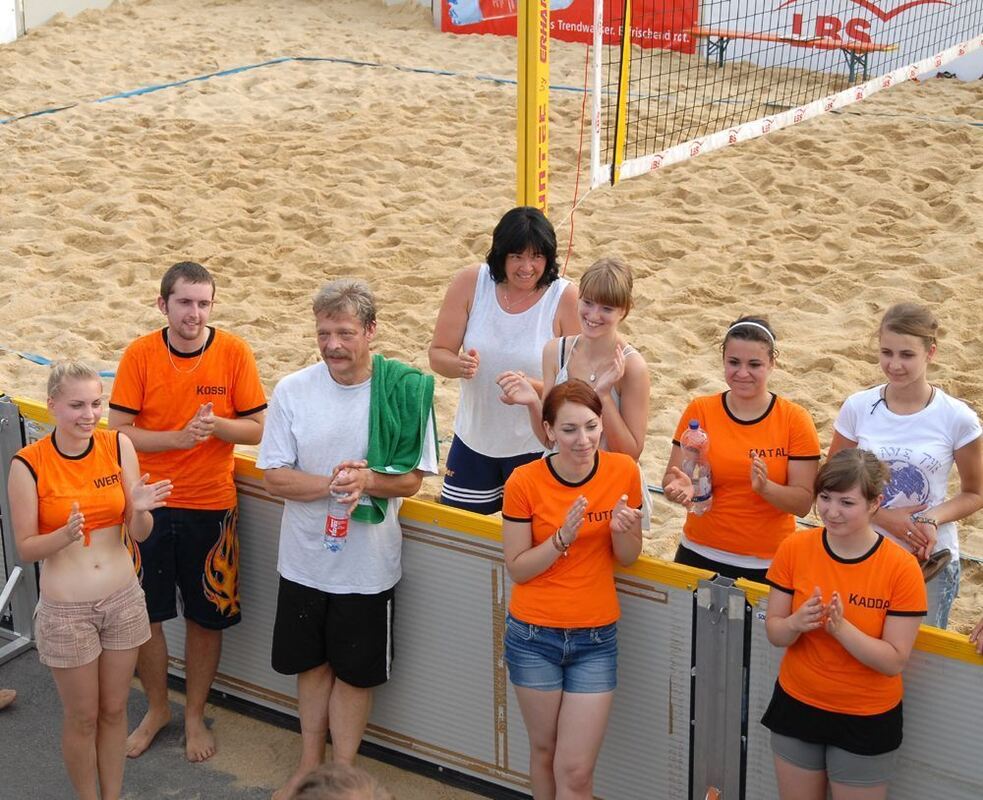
{"left": 542, "top": 379, "right": 602, "bottom": 425}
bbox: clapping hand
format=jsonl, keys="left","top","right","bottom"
{"left": 824, "top": 591, "right": 845, "bottom": 635}
{"left": 64, "top": 502, "right": 85, "bottom": 547}
{"left": 496, "top": 371, "right": 538, "bottom": 407}
{"left": 750, "top": 454, "right": 769, "bottom": 495}
{"left": 788, "top": 586, "right": 825, "bottom": 633}
{"left": 592, "top": 346, "right": 625, "bottom": 397}
{"left": 559, "top": 495, "right": 588, "bottom": 547}
{"left": 610, "top": 494, "right": 642, "bottom": 535}
{"left": 663, "top": 466, "right": 694, "bottom": 507}
{"left": 459, "top": 348, "right": 480, "bottom": 380}
{"left": 130, "top": 474, "right": 172, "bottom": 514}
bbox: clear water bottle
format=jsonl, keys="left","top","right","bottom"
{"left": 680, "top": 420, "right": 712, "bottom": 516}
{"left": 323, "top": 489, "right": 349, "bottom": 553}
{"left": 449, "top": 0, "right": 575, "bottom": 26}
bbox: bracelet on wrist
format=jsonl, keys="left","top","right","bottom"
{"left": 911, "top": 515, "right": 939, "bottom": 528}
{"left": 552, "top": 529, "right": 570, "bottom": 556}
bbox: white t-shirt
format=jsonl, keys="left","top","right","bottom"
{"left": 834, "top": 385, "right": 982, "bottom": 558}
{"left": 455, "top": 264, "right": 569, "bottom": 458}
{"left": 257, "top": 361, "right": 438, "bottom": 594}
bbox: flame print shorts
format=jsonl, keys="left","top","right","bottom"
{"left": 133, "top": 506, "right": 241, "bottom": 629}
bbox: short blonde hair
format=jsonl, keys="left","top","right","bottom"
{"left": 578, "top": 257, "right": 634, "bottom": 317}
{"left": 47, "top": 360, "right": 101, "bottom": 400}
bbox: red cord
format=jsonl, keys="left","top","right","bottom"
{"left": 560, "top": 43, "right": 592, "bottom": 277}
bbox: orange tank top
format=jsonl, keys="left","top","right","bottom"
{"left": 14, "top": 429, "right": 126, "bottom": 537}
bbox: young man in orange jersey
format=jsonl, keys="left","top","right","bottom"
{"left": 108, "top": 261, "right": 267, "bottom": 762}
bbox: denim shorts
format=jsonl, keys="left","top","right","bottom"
{"left": 926, "top": 558, "right": 960, "bottom": 629}
{"left": 504, "top": 613, "right": 617, "bottom": 693}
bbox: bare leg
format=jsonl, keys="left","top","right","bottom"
{"left": 272, "top": 664, "right": 334, "bottom": 800}
{"left": 327, "top": 679, "right": 373, "bottom": 765}
{"left": 51, "top": 659, "right": 101, "bottom": 800}
{"left": 774, "top": 755, "right": 827, "bottom": 800}
{"left": 126, "top": 623, "right": 171, "bottom": 758}
{"left": 552, "top": 691, "right": 613, "bottom": 800}
{"left": 95, "top": 648, "right": 139, "bottom": 800}
{"left": 512, "top": 686, "right": 563, "bottom": 800}
{"left": 184, "top": 619, "right": 222, "bottom": 762}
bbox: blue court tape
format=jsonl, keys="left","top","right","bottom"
{"left": 0, "top": 55, "right": 588, "bottom": 126}
{"left": 2, "top": 348, "right": 115, "bottom": 377}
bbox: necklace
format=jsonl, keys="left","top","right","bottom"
{"left": 502, "top": 284, "right": 541, "bottom": 311}
{"left": 165, "top": 330, "right": 207, "bottom": 374}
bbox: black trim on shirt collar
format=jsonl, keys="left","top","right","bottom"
{"left": 546, "top": 451, "right": 600, "bottom": 487}
{"left": 160, "top": 326, "right": 216, "bottom": 358}
{"left": 52, "top": 429, "right": 94, "bottom": 461}
{"left": 822, "top": 529, "right": 883, "bottom": 564}
{"left": 720, "top": 391, "right": 778, "bottom": 425}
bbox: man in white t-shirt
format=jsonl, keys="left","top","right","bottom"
{"left": 257, "top": 279, "right": 438, "bottom": 800}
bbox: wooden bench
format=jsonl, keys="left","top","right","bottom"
{"left": 687, "top": 26, "right": 898, "bottom": 83}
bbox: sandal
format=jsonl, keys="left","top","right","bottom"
{"left": 919, "top": 548, "right": 951, "bottom": 583}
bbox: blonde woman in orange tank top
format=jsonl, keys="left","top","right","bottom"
{"left": 8, "top": 362, "right": 171, "bottom": 800}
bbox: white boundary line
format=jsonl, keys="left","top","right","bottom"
{"left": 593, "top": 34, "right": 982, "bottom": 186}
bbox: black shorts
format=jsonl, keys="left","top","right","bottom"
{"left": 674, "top": 543, "right": 770, "bottom": 584}
{"left": 134, "top": 506, "right": 241, "bottom": 630}
{"left": 271, "top": 576, "right": 395, "bottom": 688}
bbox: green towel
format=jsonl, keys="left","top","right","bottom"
{"left": 351, "top": 353, "right": 438, "bottom": 524}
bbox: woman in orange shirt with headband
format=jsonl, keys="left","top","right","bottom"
{"left": 8, "top": 361, "right": 171, "bottom": 800}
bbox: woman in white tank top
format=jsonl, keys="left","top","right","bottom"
{"left": 429, "top": 207, "right": 579, "bottom": 514}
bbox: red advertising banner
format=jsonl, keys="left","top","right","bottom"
{"left": 441, "top": 1, "right": 698, "bottom": 54}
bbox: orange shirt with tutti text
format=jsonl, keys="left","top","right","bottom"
{"left": 110, "top": 328, "right": 267, "bottom": 510}
{"left": 502, "top": 451, "right": 642, "bottom": 628}
{"left": 673, "top": 393, "right": 820, "bottom": 559}
{"left": 15, "top": 429, "right": 125, "bottom": 535}
{"left": 767, "top": 529, "right": 926, "bottom": 716}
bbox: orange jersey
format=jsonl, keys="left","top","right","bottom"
{"left": 15, "top": 429, "right": 125, "bottom": 536}
{"left": 109, "top": 327, "right": 266, "bottom": 509}
{"left": 673, "top": 393, "right": 820, "bottom": 559}
{"left": 767, "top": 528, "right": 926, "bottom": 716}
{"left": 502, "top": 451, "right": 642, "bottom": 628}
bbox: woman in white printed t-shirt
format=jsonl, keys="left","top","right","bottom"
{"left": 828, "top": 303, "right": 983, "bottom": 629}
{"left": 429, "top": 207, "right": 579, "bottom": 515}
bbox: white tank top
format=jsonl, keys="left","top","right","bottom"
{"left": 454, "top": 264, "right": 569, "bottom": 457}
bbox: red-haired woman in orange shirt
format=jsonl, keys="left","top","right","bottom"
{"left": 763, "top": 449, "right": 925, "bottom": 800}
{"left": 8, "top": 362, "right": 171, "bottom": 800}
{"left": 502, "top": 380, "right": 643, "bottom": 799}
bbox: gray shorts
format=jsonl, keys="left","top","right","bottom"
{"left": 771, "top": 732, "right": 897, "bottom": 787}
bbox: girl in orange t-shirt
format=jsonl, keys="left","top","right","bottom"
{"left": 763, "top": 449, "right": 926, "bottom": 800}
{"left": 8, "top": 362, "right": 171, "bottom": 800}
{"left": 662, "top": 315, "right": 820, "bottom": 581}
{"left": 502, "top": 380, "right": 643, "bottom": 800}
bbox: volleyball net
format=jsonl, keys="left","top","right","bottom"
{"left": 591, "top": 0, "right": 983, "bottom": 187}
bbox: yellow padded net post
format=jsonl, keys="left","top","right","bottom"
{"left": 517, "top": 1, "right": 550, "bottom": 213}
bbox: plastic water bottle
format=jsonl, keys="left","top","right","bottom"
{"left": 680, "top": 420, "right": 712, "bottom": 516}
{"left": 323, "top": 489, "right": 349, "bottom": 553}
{"left": 449, "top": 0, "right": 575, "bottom": 26}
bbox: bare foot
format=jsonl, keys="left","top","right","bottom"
{"left": 185, "top": 716, "right": 217, "bottom": 762}
{"left": 0, "top": 688, "right": 16, "bottom": 711}
{"left": 272, "top": 763, "right": 320, "bottom": 800}
{"left": 126, "top": 707, "right": 171, "bottom": 758}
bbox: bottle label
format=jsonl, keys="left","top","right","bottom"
{"left": 325, "top": 515, "right": 348, "bottom": 538}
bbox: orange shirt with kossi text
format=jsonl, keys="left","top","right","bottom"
{"left": 502, "top": 451, "right": 642, "bottom": 628}
{"left": 110, "top": 327, "right": 266, "bottom": 510}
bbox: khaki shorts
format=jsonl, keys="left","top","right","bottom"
{"left": 35, "top": 579, "right": 151, "bottom": 669}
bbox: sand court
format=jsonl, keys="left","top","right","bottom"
{"left": 1, "top": 0, "right": 982, "bottom": 649}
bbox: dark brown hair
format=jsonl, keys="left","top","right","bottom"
{"left": 542, "top": 379, "right": 603, "bottom": 425}
{"left": 159, "top": 261, "right": 215, "bottom": 302}
{"left": 720, "top": 315, "right": 776, "bottom": 360}
{"left": 815, "top": 448, "right": 890, "bottom": 502}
